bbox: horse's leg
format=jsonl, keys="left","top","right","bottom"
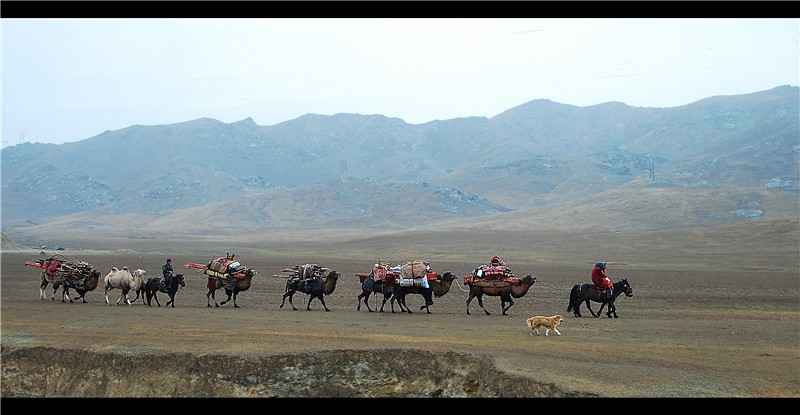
{"left": 609, "top": 302, "right": 618, "bottom": 318}
{"left": 585, "top": 299, "right": 599, "bottom": 318}
{"left": 597, "top": 301, "right": 608, "bottom": 317}
{"left": 153, "top": 292, "right": 161, "bottom": 307}
{"left": 232, "top": 291, "right": 239, "bottom": 308}
{"left": 40, "top": 281, "right": 48, "bottom": 301}
{"left": 167, "top": 292, "right": 175, "bottom": 307}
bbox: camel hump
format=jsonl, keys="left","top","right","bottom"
{"left": 122, "top": 266, "right": 129, "bottom": 271}
{"left": 111, "top": 266, "right": 119, "bottom": 271}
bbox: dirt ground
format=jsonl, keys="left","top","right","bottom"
{"left": 1, "top": 226, "right": 799, "bottom": 398}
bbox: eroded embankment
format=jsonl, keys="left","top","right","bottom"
{"left": 1, "top": 346, "right": 596, "bottom": 397}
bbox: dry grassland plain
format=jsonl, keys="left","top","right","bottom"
{"left": 1, "top": 219, "right": 798, "bottom": 398}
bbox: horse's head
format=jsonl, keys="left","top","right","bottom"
{"left": 174, "top": 273, "right": 186, "bottom": 287}
{"left": 620, "top": 278, "right": 633, "bottom": 297}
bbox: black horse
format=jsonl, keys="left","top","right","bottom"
{"left": 144, "top": 273, "right": 185, "bottom": 308}
{"left": 567, "top": 278, "right": 633, "bottom": 318}
{"left": 356, "top": 274, "right": 398, "bottom": 313}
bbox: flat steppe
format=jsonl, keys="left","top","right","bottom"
{"left": 2, "top": 220, "right": 798, "bottom": 398}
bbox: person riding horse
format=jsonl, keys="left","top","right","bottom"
{"left": 591, "top": 261, "right": 613, "bottom": 301}
{"left": 162, "top": 258, "right": 174, "bottom": 289}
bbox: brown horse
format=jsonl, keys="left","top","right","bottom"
{"left": 394, "top": 272, "right": 458, "bottom": 314}
{"left": 280, "top": 270, "right": 340, "bottom": 311}
{"left": 465, "top": 274, "right": 537, "bottom": 315}
{"left": 40, "top": 269, "right": 102, "bottom": 303}
{"left": 207, "top": 269, "right": 255, "bottom": 308}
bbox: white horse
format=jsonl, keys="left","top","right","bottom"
{"left": 104, "top": 267, "right": 147, "bottom": 306}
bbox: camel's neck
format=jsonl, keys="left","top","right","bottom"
{"left": 510, "top": 282, "right": 532, "bottom": 298}
{"left": 323, "top": 278, "right": 338, "bottom": 294}
{"left": 431, "top": 279, "right": 452, "bottom": 296}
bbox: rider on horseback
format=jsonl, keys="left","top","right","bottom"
{"left": 591, "top": 261, "right": 613, "bottom": 301}
{"left": 162, "top": 258, "right": 174, "bottom": 290}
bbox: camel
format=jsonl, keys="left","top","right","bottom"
{"left": 104, "top": 266, "right": 147, "bottom": 306}
{"left": 280, "top": 269, "right": 340, "bottom": 311}
{"left": 394, "top": 271, "right": 458, "bottom": 314}
{"left": 40, "top": 269, "right": 102, "bottom": 303}
{"left": 207, "top": 268, "right": 255, "bottom": 308}
{"left": 465, "top": 274, "right": 537, "bottom": 315}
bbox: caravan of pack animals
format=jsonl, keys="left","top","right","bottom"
{"left": 25, "top": 252, "right": 634, "bottom": 328}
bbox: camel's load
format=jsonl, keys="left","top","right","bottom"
{"left": 470, "top": 262, "right": 516, "bottom": 282}
{"left": 354, "top": 259, "right": 401, "bottom": 284}
{"left": 396, "top": 260, "right": 441, "bottom": 289}
{"left": 185, "top": 253, "right": 254, "bottom": 279}
{"left": 464, "top": 268, "right": 523, "bottom": 287}
{"left": 281, "top": 263, "right": 335, "bottom": 282}
{"left": 25, "top": 254, "right": 96, "bottom": 281}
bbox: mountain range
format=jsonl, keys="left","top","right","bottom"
{"left": 2, "top": 85, "right": 797, "bottom": 246}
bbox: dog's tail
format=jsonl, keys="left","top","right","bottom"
{"left": 525, "top": 317, "right": 533, "bottom": 329}
{"left": 566, "top": 284, "right": 579, "bottom": 312}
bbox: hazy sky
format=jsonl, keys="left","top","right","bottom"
{"left": 2, "top": 18, "right": 798, "bottom": 146}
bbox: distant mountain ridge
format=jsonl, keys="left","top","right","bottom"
{"left": 2, "top": 85, "right": 797, "bottom": 240}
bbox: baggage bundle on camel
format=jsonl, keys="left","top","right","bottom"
{"left": 372, "top": 259, "right": 398, "bottom": 282}
{"left": 282, "top": 263, "right": 334, "bottom": 282}
{"left": 397, "top": 260, "right": 437, "bottom": 289}
{"left": 355, "top": 259, "right": 401, "bottom": 285}
{"left": 464, "top": 264, "right": 520, "bottom": 286}
{"left": 185, "top": 253, "right": 253, "bottom": 279}
{"left": 25, "top": 254, "right": 95, "bottom": 280}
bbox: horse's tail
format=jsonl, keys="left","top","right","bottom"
{"left": 566, "top": 284, "right": 579, "bottom": 312}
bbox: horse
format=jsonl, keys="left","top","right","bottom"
{"left": 465, "top": 274, "right": 537, "bottom": 315}
{"left": 567, "top": 278, "right": 633, "bottom": 318}
{"left": 394, "top": 272, "right": 457, "bottom": 314}
{"left": 280, "top": 270, "right": 340, "bottom": 311}
{"left": 356, "top": 272, "right": 399, "bottom": 313}
{"left": 40, "top": 269, "right": 102, "bottom": 303}
{"left": 207, "top": 268, "right": 255, "bottom": 308}
{"left": 103, "top": 267, "right": 147, "bottom": 306}
{"left": 144, "top": 273, "right": 185, "bottom": 307}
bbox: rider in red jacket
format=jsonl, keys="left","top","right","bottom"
{"left": 591, "top": 261, "right": 613, "bottom": 300}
